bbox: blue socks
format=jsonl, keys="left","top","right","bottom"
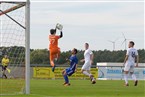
{"left": 63, "top": 74, "right": 69, "bottom": 83}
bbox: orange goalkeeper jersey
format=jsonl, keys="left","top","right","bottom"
{"left": 49, "top": 35, "right": 60, "bottom": 49}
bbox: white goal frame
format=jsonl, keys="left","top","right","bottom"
{"left": 0, "top": 0, "right": 30, "bottom": 94}
{"left": 25, "top": 0, "right": 30, "bottom": 94}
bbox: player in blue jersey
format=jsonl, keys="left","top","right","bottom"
{"left": 62, "top": 48, "right": 78, "bottom": 86}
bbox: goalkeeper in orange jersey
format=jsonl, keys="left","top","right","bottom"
{"left": 48, "top": 24, "right": 63, "bottom": 72}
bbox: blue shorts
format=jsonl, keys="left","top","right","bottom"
{"left": 66, "top": 68, "right": 75, "bottom": 76}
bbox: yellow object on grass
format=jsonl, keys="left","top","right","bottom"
{"left": 6, "top": 68, "right": 11, "bottom": 73}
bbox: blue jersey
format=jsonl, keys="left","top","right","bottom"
{"left": 69, "top": 55, "right": 78, "bottom": 71}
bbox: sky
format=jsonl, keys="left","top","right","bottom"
{"left": 30, "top": 1, "right": 144, "bottom": 51}
{"left": 0, "top": 0, "right": 144, "bottom": 51}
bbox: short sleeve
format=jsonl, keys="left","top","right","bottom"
{"left": 135, "top": 50, "right": 138, "bottom": 56}
{"left": 89, "top": 50, "right": 93, "bottom": 55}
{"left": 126, "top": 48, "right": 130, "bottom": 55}
{"left": 56, "top": 35, "right": 60, "bottom": 39}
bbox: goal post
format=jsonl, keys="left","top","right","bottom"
{"left": 0, "top": 0, "right": 30, "bottom": 95}
{"left": 25, "top": 0, "right": 30, "bottom": 94}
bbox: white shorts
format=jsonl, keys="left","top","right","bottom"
{"left": 124, "top": 63, "right": 135, "bottom": 72}
{"left": 82, "top": 61, "right": 91, "bottom": 71}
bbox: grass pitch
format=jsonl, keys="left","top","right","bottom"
{"left": 0, "top": 79, "right": 145, "bottom": 97}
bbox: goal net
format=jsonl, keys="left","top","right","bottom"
{"left": 0, "top": 1, "right": 29, "bottom": 95}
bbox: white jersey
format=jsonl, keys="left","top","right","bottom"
{"left": 126, "top": 47, "right": 138, "bottom": 65}
{"left": 84, "top": 49, "right": 93, "bottom": 62}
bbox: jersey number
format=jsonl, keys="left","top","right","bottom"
{"left": 50, "top": 39, "right": 55, "bottom": 45}
{"left": 131, "top": 52, "right": 136, "bottom": 58}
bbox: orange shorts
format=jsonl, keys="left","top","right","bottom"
{"left": 49, "top": 47, "right": 60, "bottom": 66}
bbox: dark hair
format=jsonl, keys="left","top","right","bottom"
{"left": 74, "top": 48, "right": 78, "bottom": 54}
{"left": 50, "top": 29, "right": 56, "bottom": 35}
{"left": 85, "top": 43, "right": 89, "bottom": 46}
{"left": 130, "top": 41, "right": 135, "bottom": 46}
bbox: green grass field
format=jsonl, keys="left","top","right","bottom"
{"left": 0, "top": 79, "right": 145, "bottom": 97}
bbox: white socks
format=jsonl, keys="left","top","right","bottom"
{"left": 124, "top": 74, "right": 128, "bottom": 84}
{"left": 82, "top": 71, "right": 91, "bottom": 77}
{"left": 131, "top": 74, "right": 137, "bottom": 81}
{"left": 124, "top": 73, "right": 137, "bottom": 84}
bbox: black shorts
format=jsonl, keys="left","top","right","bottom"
{"left": 2, "top": 66, "right": 7, "bottom": 71}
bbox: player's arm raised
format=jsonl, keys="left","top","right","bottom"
{"left": 55, "top": 23, "right": 63, "bottom": 38}
{"left": 59, "top": 31, "right": 63, "bottom": 38}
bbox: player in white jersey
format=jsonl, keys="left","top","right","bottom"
{"left": 80, "top": 43, "right": 96, "bottom": 84}
{"left": 123, "top": 41, "right": 139, "bottom": 86}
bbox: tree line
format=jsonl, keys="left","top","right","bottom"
{"left": 0, "top": 47, "right": 144, "bottom": 66}
{"left": 30, "top": 49, "right": 145, "bottom": 66}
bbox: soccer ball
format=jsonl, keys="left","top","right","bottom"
{"left": 56, "top": 23, "right": 63, "bottom": 30}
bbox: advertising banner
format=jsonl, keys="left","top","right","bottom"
{"left": 98, "top": 67, "right": 145, "bottom": 80}
{"left": 33, "top": 67, "right": 98, "bottom": 79}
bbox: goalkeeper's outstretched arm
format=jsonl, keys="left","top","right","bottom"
{"left": 54, "top": 28, "right": 63, "bottom": 38}
{"left": 59, "top": 31, "right": 63, "bottom": 38}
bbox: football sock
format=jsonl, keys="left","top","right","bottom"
{"left": 2, "top": 73, "right": 7, "bottom": 79}
{"left": 52, "top": 66, "right": 55, "bottom": 72}
{"left": 4, "top": 74, "right": 7, "bottom": 79}
{"left": 131, "top": 74, "right": 137, "bottom": 81}
{"left": 92, "top": 77, "right": 95, "bottom": 81}
{"left": 83, "top": 71, "right": 90, "bottom": 77}
{"left": 124, "top": 74, "right": 128, "bottom": 84}
{"left": 63, "top": 75, "right": 69, "bottom": 83}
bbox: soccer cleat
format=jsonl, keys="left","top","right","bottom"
{"left": 52, "top": 66, "right": 56, "bottom": 72}
{"left": 134, "top": 80, "right": 138, "bottom": 86}
{"left": 90, "top": 75, "right": 94, "bottom": 81}
{"left": 63, "top": 82, "right": 67, "bottom": 85}
{"left": 124, "top": 83, "right": 129, "bottom": 86}
{"left": 92, "top": 80, "right": 96, "bottom": 84}
{"left": 90, "top": 75, "right": 96, "bottom": 84}
{"left": 64, "top": 83, "right": 70, "bottom": 86}
{"left": 91, "top": 78, "right": 96, "bottom": 84}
